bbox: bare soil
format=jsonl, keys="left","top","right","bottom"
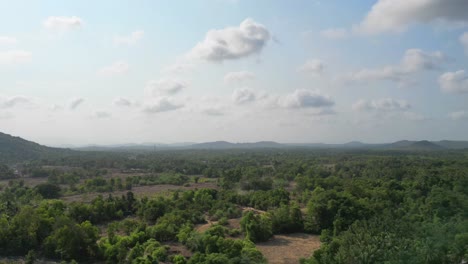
{"left": 256, "top": 233, "right": 321, "bottom": 264}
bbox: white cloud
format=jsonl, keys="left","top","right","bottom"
{"left": 201, "top": 106, "right": 225, "bottom": 116}
{"left": 232, "top": 88, "right": 257, "bottom": 104}
{"left": 98, "top": 61, "right": 129, "bottom": 76}
{"left": 298, "top": 59, "right": 325, "bottom": 75}
{"left": 438, "top": 70, "right": 468, "bottom": 94}
{"left": 345, "top": 49, "right": 446, "bottom": 83}
{"left": 0, "top": 95, "right": 31, "bottom": 109}
{"left": 320, "top": 28, "right": 348, "bottom": 39}
{"left": 43, "top": 16, "right": 83, "bottom": 31}
{"left": 49, "top": 104, "right": 63, "bottom": 111}
{"left": 403, "top": 111, "right": 427, "bottom": 121}
{"left": 449, "top": 110, "right": 468, "bottom": 120}
{"left": 224, "top": 71, "right": 255, "bottom": 85}
{"left": 354, "top": 0, "right": 468, "bottom": 35}
{"left": 93, "top": 111, "right": 111, "bottom": 119}
{"left": 189, "top": 18, "right": 270, "bottom": 62}
{"left": 278, "top": 89, "right": 334, "bottom": 109}
{"left": 0, "top": 50, "right": 32, "bottom": 64}
{"left": 143, "top": 97, "right": 183, "bottom": 113}
{"left": 309, "top": 108, "right": 337, "bottom": 116}
{"left": 146, "top": 79, "right": 187, "bottom": 96}
{"left": 0, "top": 112, "right": 13, "bottom": 119}
{"left": 69, "top": 98, "right": 84, "bottom": 110}
{"left": 114, "top": 30, "right": 144, "bottom": 45}
{"left": 401, "top": 49, "right": 445, "bottom": 72}
{"left": 113, "top": 97, "right": 135, "bottom": 107}
{"left": 162, "top": 60, "right": 195, "bottom": 75}
{"left": 0, "top": 36, "right": 17, "bottom": 45}
{"left": 352, "top": 98, "right": 410, "bottom": 112}
{"left": 460, "top": 32, "right": 468, "bottom": 56}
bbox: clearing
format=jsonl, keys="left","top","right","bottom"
{"left": 256, "top": 233, "right": 320, "bottom": 264}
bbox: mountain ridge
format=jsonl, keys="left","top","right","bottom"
{"left": 2, "top": 132, "right": 468, "bottom": 160}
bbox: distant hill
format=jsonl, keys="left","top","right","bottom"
{"left": 384, "top": 140, "right": 445, "bottom": 151}
{"left": 434, "top": 140, "right": 468, "bottom": 149}
{"left": 3, "top": 131, "right": 468, "bottom": 159}
{"left": 73, "top": 139, "right": 468, "bottom": 151}
{"left": 0, "top": 132, "right": 72, "bottom": 163}
{"left": 386, "top": 140, "right": 415, "bottom": 148}
{"left": 408, "top": 140, "right": 445, "bottom": 150}
{"left": 189, "top": 141, "right": 284, "bottom": 149}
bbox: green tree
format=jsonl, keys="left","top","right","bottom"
{"left": 240, "top": 211, "right": 273, "bottom": 242}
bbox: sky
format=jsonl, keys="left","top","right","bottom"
{"left": 1, "top": 0, "right": 468, "bottom": 146}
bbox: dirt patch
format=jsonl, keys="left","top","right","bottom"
{"left": 62, "top": 182, "right": 219, "bottom": 203}
{"left": 227, "top": 218, "right": 241, "bottom": 230}
{"left": 256, "top": 233, "right": 320, "bottom": 264}
{"left": 165, "top": 242, "right": 193, "bottom": 258}
{"left": 0, "top": 177, "right": 48, "bottom": 187}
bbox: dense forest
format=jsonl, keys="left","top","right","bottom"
{"left": 0, "top": 148, "right": 467, "bottom": 263}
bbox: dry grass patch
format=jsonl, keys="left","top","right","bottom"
{"left": 62, "top": 181, "right": 219, "bottom": 203}
{"left": 256, "top": 233, "right": 320, "bottom": 264}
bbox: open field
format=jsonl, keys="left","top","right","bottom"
{"left": 256, "top": 233, "right": 321, "bottom": 264}
{"left": 62, "top": 181, "right": 219, "bottom": 202}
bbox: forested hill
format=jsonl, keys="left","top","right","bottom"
{"left": 0, "top": 132, "right": 72, "bottom": 164}
{"left": 75, "top": 140, "right": 468, "bottom": 151}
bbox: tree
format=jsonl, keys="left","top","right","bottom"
{"left": 35, "top": 183, "right": 61, "bottom": 199}
{"left": 0, "top": 164, "right": 15, "bottom": 179}
{"left": 240, "top": 211, "right": 272, "bottom": 242}
{"left": 44, "top": 220, "right": 99, "bottom": 260}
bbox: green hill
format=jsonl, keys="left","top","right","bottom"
{"left": 0, "top": 132, "right": 72, "bottom": 164}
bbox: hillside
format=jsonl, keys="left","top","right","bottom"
{"left": 385, "top": 140, "right": 445, "bottom": 151}
{"left": 435, "top": 140, "right": 468, "bottom": 149}
{"left": 189, "top": 141, "right": 284, "bottom": 149}
{"left": 0, "top": 132, "right": 72, "bottom": 163}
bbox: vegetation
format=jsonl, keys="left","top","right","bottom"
{"left": 0, "top": 143, "right": 467, "bottom": 263}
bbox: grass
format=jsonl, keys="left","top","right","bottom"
{"left": 256, "top": 233, "right": 320, "bottom": 264}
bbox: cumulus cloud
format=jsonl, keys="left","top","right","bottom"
{"left": 43, "top": 16, "right": 83, "bottom": 31}
{"left": 232, "top": 88, "right": 257, "bottom": 104}
{"left": 0, "top": 50, "right": 32, "bottom": 64}
{"left": 69, "top": 98, "right": 84, "bottom": 110}
{"left": 438, "top": 70, "right": 468, "bottom": 94}
{"left": 224, "top": 71, "right": 255, "bottom": 84}
{"left": 352, "top": 98, "right": 411, "bottom": 112}
{"left": 0, "top": 36, "right": 17, "bottom": 45}
{"left": 298, "top": 59, "right": 325, "bottom": 75}
{"left": 278, "top": 89, "right": 334, "bottom": 109}
{"left": 143, "top": 97, "right": 183, "bottom": 113}
{"left": 146, "top": 79, "right": 187, "bottom": 96}
{"left": 345, "top": 49, "right": 446, "bottom": 83}
{"left": 0, "top": 96, "right": 31, "bottom": 109}
{"left": 113, "top": 97, "right": 135, "bottom": 107}
{"left": 320, "top": 28, "right": 348, "bottom": 39}
{"left": 460, "top": 32, "right": 468, "bottom": 56}
{"left": 189, "top": 18, "right": 270, "bottom": 62}
{"left": 114, "top": 30, "right": 144, "bottom": 45}
{"left": 354, "top": 0, "right": 468, "bottom": 35}
{"left": 449, "top": 110, "right": 468, "bottom": 120}
{"left": 98, "top": 61, "right": 129, "bottom": 76}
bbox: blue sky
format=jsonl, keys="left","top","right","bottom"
{"left": 1, "top": 0, "right": 468, "bottom": 145}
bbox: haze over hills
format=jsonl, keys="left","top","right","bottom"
{"left": 72, "top": 139, "right": 468, "bottom": 151}
{"left": 2, "top": 131, "right": 468, "bottom": 163}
